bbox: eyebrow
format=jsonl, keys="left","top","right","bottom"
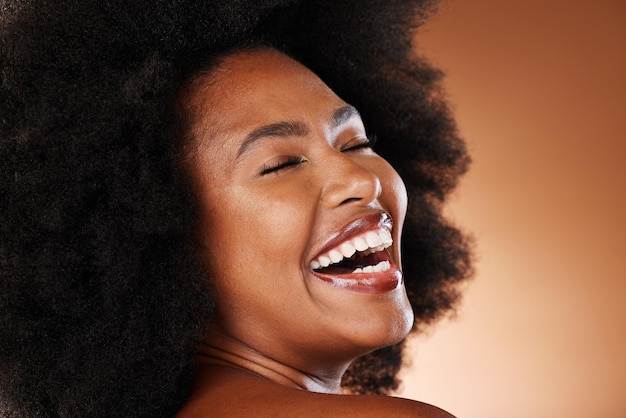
{"left": 236, "top": 121, "right": 309, "bottom": 159}
{"left": 235, "top": 105, "right": 361, "bottom": 160}
{"left": 330, "top": 105, "right": 360, "bottom": 129}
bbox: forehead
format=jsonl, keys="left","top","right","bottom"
{"left": 187, "top": 49, "right": 347, "bottom": 144}
{"left": 206, "top": 48, "right": 338, "bottom": 103}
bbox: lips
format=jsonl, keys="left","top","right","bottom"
{"left": 308, "top": 212, "right": 402, "bottom": 293}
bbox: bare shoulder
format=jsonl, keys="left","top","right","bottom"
{"left": 177, "top": 366, "right": 455, "bottom": 418}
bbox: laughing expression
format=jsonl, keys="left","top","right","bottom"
{"left": 309, "top": 211, "right": 401, "bottom": 293}
{"left": 184, "top": 48, "right": 414, "bottom": 373}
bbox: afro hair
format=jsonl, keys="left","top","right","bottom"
{"left": 0, "top": 0, "right": 472, "bottom": 416}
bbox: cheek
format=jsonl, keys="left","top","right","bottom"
{"left": 197, "top": 183, "right": 316, "bottom": 320}
{"left": 240, "top": 182, "right": 314, "bottom": 242}
{"left": 198, "top": 183, "right": 314, "bottom": 279}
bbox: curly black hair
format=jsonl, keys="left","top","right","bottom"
{"left": 0, "top": 0, "right": 472, "bottom": 416}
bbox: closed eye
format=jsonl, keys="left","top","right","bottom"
{"left": 341, "top": 134, "right": 377, "bottom": 152}
{"left": 260, "top": 156, "right": 308, "bottom": 176}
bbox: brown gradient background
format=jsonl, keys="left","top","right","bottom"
{"left": 397, "top": 1, "right": 626, "bottom": 417}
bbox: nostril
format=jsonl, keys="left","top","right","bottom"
{"left": 340, "top": 197, "right": 361, "bottom": 205}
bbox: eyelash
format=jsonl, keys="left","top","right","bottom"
{"left": 260, "top": 156, "right": 307, "bottom": 175}
{"left": 259, "top": 135, "right": 377, "bottom": 176}
{"left": 341, "top": 135, "right": 377, "bottom": 152}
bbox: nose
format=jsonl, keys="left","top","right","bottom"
{"left": 320, "top": 153, "right": 382, "bottom": 208}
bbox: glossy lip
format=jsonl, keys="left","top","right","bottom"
{"left": 312, "top": 266, "right": 403, "bottom": 294}
{"left": 308, "top": 211, "right": 403, "bottom": 294}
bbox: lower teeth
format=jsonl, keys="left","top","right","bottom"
{"left": 352, "top": 260, "right": 390, "bottom": 274}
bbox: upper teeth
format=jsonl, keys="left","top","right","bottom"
{"left": 310, "top": 228, "right": 393, "bottom": 271}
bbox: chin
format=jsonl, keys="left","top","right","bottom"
{"left": 338, "top": 287, "right": 414, "bottom": 354}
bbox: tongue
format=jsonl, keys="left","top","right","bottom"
{"left": 315, "top": 251, "right": 388, "bottom": 275}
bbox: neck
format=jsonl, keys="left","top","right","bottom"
{"left": 196, "top": 328, "right": 349, "bottom": 394}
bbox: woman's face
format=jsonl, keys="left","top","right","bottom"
{"left": 186, "top": 49, "right": 413, "bottom": 369}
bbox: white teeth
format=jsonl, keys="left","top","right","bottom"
{"left": 375, "top": 260, "right": 391, "bottom": 272}
{"left": 328, "top": 250, "right": 343, "bottom": 264}
{"left": 339, "top": 242, "right": 356, "bottom": 258}
{"left": 380, "top": 229, "right": 392, "bottom": 246}
{"left": 310, "top": 228, "right": 394, "bottom": 271}
{"left": 351, "top": 260, "right": 391, "bottom": 274}
{"left": 365, "top": 231, "right": 382, "bottom": 248}
{"left": 353, "top": 237, "right": 368, "bottom": 252}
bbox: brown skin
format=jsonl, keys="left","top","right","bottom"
{"left": 178, "top": 365, "right": 455, "bottom": 417}
{"left": 177, "top": 49, "right": 454, "bottom": 417}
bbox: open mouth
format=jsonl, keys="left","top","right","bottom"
{"left": 309, "top": 228, "right": 393, "bottom": 275}
{"left": 308, "top": 212, "right": 402, "bottom": 293}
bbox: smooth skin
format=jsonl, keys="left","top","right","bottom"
{"left": 177, "top": 49, "right": 455, "bottom": 417}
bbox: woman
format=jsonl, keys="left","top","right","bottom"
{"left": 0, "top": 1, "right": 472, "bottom": 416}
